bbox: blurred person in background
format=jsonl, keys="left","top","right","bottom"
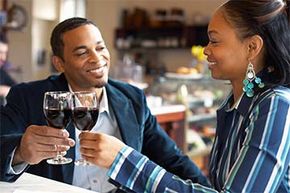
{"left": 0, "top": 35, "right": 16, "bottom": 103}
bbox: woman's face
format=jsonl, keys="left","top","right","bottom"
{"left": 204, "top": 9, "right": 249, "bottom": 83}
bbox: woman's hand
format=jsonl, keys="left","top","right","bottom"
{"left": 79, "top": 132, "right": 126, "bottom": 168}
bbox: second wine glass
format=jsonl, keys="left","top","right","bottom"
{"left": 72, "top": 91, "right": 99, "bottom": 165}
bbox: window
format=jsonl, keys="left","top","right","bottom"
{"left": 60, "top": 0, "right": 86, "bottom": 21}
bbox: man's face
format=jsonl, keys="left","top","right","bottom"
{"left": 57, "top": 24, "right": 110, "bottom": 91}
{"left": 0, "top": 42, "right": 8, "bottom": 67}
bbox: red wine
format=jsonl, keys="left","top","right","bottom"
{"left": 44, "top": 108, "right": 72, "bottom": 129}
{"left": 72, "top": 107, "right": 99, "bottom": 131}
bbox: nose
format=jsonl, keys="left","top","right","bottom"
{"left": 89, "top": 50, "right": 103, "bottom": 64}
{"left": 203, "top": 45, "right": 210, "bottom": 57}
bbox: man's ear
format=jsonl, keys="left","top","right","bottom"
{"left": 52, "top": 56, "right": 65, "bottom": 73}
{"left": 247, "top": 35, "right": 263, "bottom": 60}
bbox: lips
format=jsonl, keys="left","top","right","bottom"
{"left": 87, "top": 61, "right": 107, "bottom": 76}
{"left": 207, "top": 61, "right": 217, "bottom": 69}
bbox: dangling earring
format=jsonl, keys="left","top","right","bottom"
{"left": 243, "top": 62, "right": 265, "bottom": 97}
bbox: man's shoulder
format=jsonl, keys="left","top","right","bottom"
{"left": 13, "top": 74, "right": 66, "bottom": 90}
{"left": 8, "top": 74, "right": 67, "bottom": 100}
{"left": 107, "top": 79, "right": 144, "bottom": 96}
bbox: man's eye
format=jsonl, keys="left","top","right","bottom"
{"left": 75, "top": 51, "right": 88, "bottom": 56}
{"left": 96, "top": 46, "right": 105, "bottom": 51}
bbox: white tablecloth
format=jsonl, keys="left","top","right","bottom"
{"left": 0, "top": 172, "right": 97, "bottom": 193}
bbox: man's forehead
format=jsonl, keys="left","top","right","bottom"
{"left": 62, "top": 24, "right": 104, "bottom": 46}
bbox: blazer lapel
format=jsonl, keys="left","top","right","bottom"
{"left": 106, "top": 84, "right": 142, "bottom": 151}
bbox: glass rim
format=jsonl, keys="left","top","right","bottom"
{"left": 72, "top": 91, "right": 97, "bottom": 95}
{"left": 44, "top": 91, "right": 71, "bottom": 95}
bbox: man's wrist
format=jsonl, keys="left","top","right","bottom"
{"left": 12, "top": 147, "right": 25, "bottom": 165}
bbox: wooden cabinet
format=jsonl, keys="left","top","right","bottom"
{"left": 151, "top": 105, "right": 186, "bottom": 152}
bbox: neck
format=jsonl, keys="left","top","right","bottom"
{"left": 231, "top": 80, "right": 244, "bottom": 104}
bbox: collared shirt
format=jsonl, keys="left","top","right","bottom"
{"left": 107, "top": 86, "right": 290, "bottom": 193}
{"left": 71, "top": 87, "right": 122, "bottom": 193}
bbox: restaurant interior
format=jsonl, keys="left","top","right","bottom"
{"left": 0, "top": 0, "right": 229, "bottom": 177}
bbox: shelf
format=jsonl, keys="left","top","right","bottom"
{"left": 115, "top": 25, "right": 208, "bottom": 50}
{"left": 187, "top": 96, "right": 224, "bottom": 109}
{"left": 187, "top": 145, "right": 212, "bottom": 158}
{"left": 165, "top": 72, "right": 203, "bottom": 80}
{"left": 187, "top": 113, "right": 216, "bottom": 123}
{"left": 116, "top": 46, "right": 190, "bottom": 51}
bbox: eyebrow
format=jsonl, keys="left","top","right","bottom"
{"left": 72, "top": 41, "right": 104, "bottom": 52}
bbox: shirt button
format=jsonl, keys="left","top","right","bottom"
{"left": 93, "top": 179, "right": 98, "bottom": 183}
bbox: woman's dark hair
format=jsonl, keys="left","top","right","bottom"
{"left": 222, "top": 0, "right": 290, "bottom": 87}
{"left": 50, "top": 17, "right": 96, "bottom": 60}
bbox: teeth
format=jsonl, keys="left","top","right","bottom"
{"left": 209, "top": 62, "right": 216, "bottom": 65}
{"left": 89, "top": 66, "right": 105, "bottom": 73}
{"left": 88, "top": 61, "right": 107, "bottom": 73}
{"left": 99, "top": 60, "right": 106, "bottom": 66}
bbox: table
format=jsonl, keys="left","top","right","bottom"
{"left": 0, "top": 172, "right": 97, "bottom": 193}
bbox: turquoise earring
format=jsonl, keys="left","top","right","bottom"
{"left": 243, "top": 62, "right": 265, "bottom": 97}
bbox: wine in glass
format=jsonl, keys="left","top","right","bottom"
{"left": 43, "top": 91, "right": 73, "bottom": 165}
{"left": 72, "top": 91, "right": 99, "bottom": 165}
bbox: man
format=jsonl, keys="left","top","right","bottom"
{"left": 0, "top": 37, "right": 16, "bottom": 98}
{"left": 0, "top": 17, "right": 209, "bottom": 192}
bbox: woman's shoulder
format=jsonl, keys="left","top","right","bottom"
{"left": 257, "top": 86, "right": 290, "bottom": 106}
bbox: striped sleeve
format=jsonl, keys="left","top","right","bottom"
{"left": 224, "top": 92, "right": 290, "bottom": 192}
{"left": 108, "top": 146, "right": 219, "bottom": 193}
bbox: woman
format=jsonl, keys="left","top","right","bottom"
{"left": 79, "top": 0, "right": 290, "bottom": 192}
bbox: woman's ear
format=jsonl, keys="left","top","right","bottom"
{"left": 52, "top": 56, "right": 65, "bottom": 73}
{"left": 248, "top": 35, "right": 263, "bottom": 60}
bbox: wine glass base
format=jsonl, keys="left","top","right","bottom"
{"left": 47, "top": 157, "right": 72, "bottom": 165}
{"left": 74, "top": 159, "right": 91, "bottom": 166}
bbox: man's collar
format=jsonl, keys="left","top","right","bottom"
{"left": 98, "top": 87, "right": 110, "bottom": 114}
{"left": 67, "top": 84, "right": 110, "bottom": 115}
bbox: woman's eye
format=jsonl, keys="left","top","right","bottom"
{"left": 209, "top": 40, "right": 218, "bottom": 44}
{"left": 208, "top": 39, "right": 220, "bottom": 46}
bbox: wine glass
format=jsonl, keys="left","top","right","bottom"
{"left": 72, "top": 91, "right": 99, "bottom": 165}
{"left": 43, "top": 91, "right": 73, "bottom": 165}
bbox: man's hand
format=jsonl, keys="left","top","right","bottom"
{"left": 13, "top": 125, "right": 75, "bottom": 165}
{"left": 79, "top": 132, "right": 126, "bottom": 168}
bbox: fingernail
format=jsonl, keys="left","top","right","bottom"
{"left": 62, "top": 130, "right": 69, "bottom": 137}
{"left": 69, "top": 140, "right": 75, "bottom": 146}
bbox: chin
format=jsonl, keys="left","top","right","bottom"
{"left": 210, "top": 72, "right": 222, "bottom": 80}
{"left": 94, "top": 78, "right": 108, "bottom": 88}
